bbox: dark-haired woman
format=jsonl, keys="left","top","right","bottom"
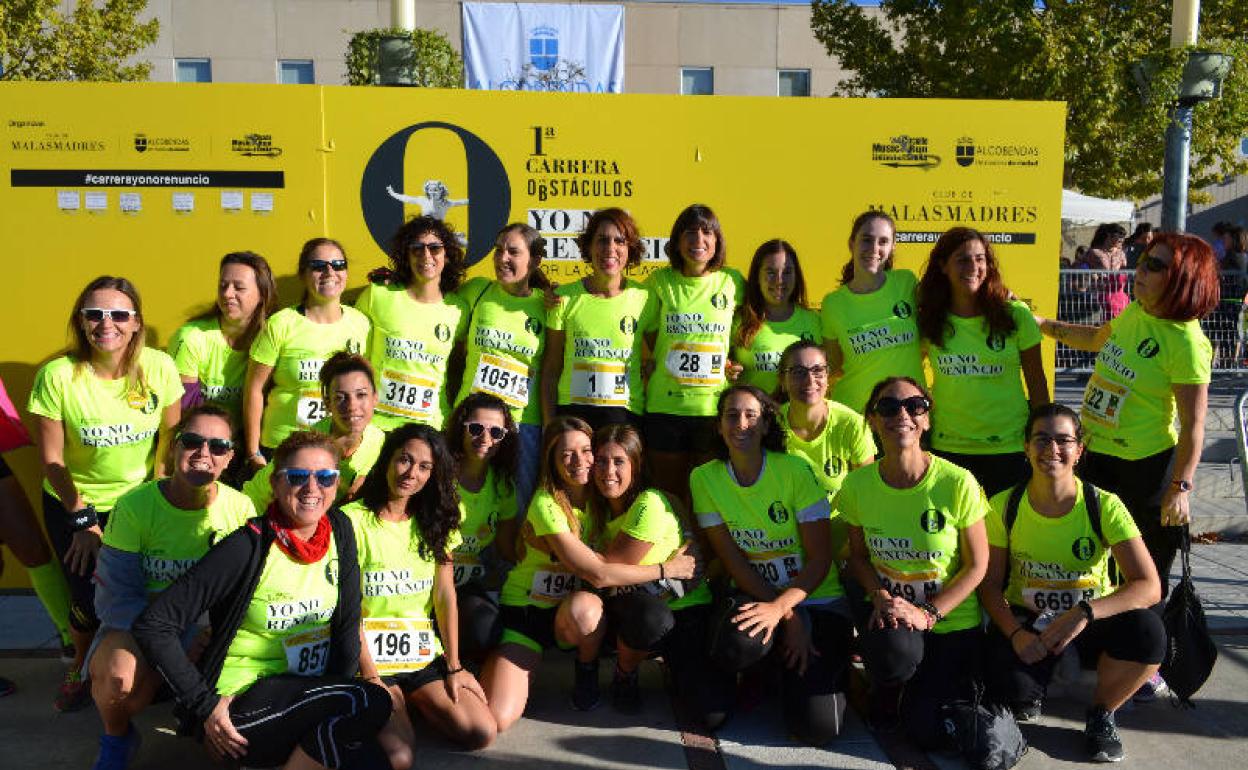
{"left": 820, "top": 211, "right": 925, "bottom": 414}
{"left": 243, "top": 238, "right": 370, "bottom": 466}
{"left": 916, "top": 227, "right": 1048, "bottom": 496}
{"left": 482, "top": 417, "right": 695, "bottom": 731}
{"left": 594, "top": 424, "right": 731, "bottom": 723}
{"left": 133, "top": 432, "right": 390, "bottom": 770}
{"left": 979, "top": 404, "right": 1164, "bottom": 763}
{"left": 642, "top": 204, "right": 744, "bottom": 507}
{"left": 540, "top": 208, "right": 655, "bottom": 432}
{"left": 346, "top": 423, "right": 498, "bottom": 761}
{"left": 837, "top": 377, "right": 988, "bottom": 746}
{"left": 731, "top": 239, "right": 822, "bottom": 395}
{"left": 357, "top": 216, "right": 469, "bottom": 431}
{"left": 28, "top": 276, "right": 183, "bottom": 710}
{"left": 692, "top": 385, "right": 851, "bottom": 745}
{"left": 1036, "top": 232, "right": 1217, "bottom": 700}
{"left": 446, "top": 393, "right": 520, "bottom": 657}
{"left": 455, "top": 224, "right": 551, "bottom": 515}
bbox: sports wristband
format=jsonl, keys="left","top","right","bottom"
{"left": 918, "top": 601, "right": 943, "bottom": 624}
{"left": 444, "top": 665, "right": 465, "bottom": 677}
{"left": 69, "top": 505, "right": 99, "bottom": 532}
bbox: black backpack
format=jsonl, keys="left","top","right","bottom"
{"left": 1160, "top": 527, "right": 1218, "bottom": 707}
{"left": 1003, "top": 479, "right": 1104, "bottom": 542}
{"left": 941, "top": 681, "right": 1028, "bottom": 770}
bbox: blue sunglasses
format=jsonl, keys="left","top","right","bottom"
{"left": 278, "top": 468, "right": 340, "bottom": 488}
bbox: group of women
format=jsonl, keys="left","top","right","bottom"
{"left": 0, "top": 203, "right": 1219, "bottom": 770}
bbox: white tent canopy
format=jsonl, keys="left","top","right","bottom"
{"left": 1061, "top": 189, "right": 1135, "bottom": 225}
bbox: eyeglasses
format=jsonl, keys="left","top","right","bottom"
{"left": 307, "top": 259, "right": 348, "bottom": 272}
{"left": 176, "top": 432, "right": 234, "bottom": 456}
{"left": 409, "top": 242, "right": 445, "bottom": 255}
{"left": 80, "top": 308, "right": 137, "bottom": 323}
{"left": 785, "top": 364, "right": 828, "bottom": 379}
{"left": 466, "top": 422, "right": 507, "bottom": 441}
{"left": 872, "top": 396, "right": 931, "bottom": 418}
{"left": 1028, "top": 434, "right": 1080, "bottom": 449}
{"left": 1139, "top": 255, "right": 1169, "bottom": 273}
{"left": 277, "top": 468, "right": 341, "bottom": 488}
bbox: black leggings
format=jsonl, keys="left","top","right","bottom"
{"left": 457, "top": 581, "right": 502, "bottom": 658}
{"left": 709, "top": 592, "right": 852, "bottom": 745}
{"left": 984, "top": 607, "right": 1167, "bottom": 708}
{"left": 42, "top": 490, "right": 102, "bottom": 633}
{"left": 931, "top": 450, "right": 1029, "bottom": 498}
{"left": 229, "top": 674, "right": 391, "bottom": 769}
{"left": 1081, "top": 448, "right": 1179, "bottom": 601}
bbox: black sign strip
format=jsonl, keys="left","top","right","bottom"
{"left": 10, "top": 170, "right": 285, "bottom": 188}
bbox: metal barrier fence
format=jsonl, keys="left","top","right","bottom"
{"left": 1055, "top": 269, "right": 1248, "bottom": 372}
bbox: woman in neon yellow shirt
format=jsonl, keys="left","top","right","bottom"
{"left": 643, "top": 204, "right": 744, "bottom": 509}
{"left": 243, "top": 238, "right": 370, "bottom": 466}
{"left": 916, "top": 227, "right": 1048, "bottom": 496}
{"left": 28, "top": 276, "right": 183, "bottom": 711}
{"left": 349, "top": 423, "right": 499, "bottom": 758}
{"left": 820, "top": 211, "right": 925, "bottom": 413}
{"left": 455, "top": 224, "right": 551, "bottom": 515}
{"left": 356, "top": 216, "right": 470, "bottom": 431}
{"left": 979, "top": 404, "right": 1163, "bottom": 763}
{"left": 837, "top": 376, "right": 989, "bottom": 745}
{"left": 540, "top": 208, "right": 655, "bottom": 433}
{"left": 730, "top": 239, "right": 822, "bottom": 395}
{"left": 482, "top": 417, "right": 695, "bottom": 731}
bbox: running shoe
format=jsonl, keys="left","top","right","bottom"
{"left": 1132, "top": 672, "right": 1168, "bottom": 703}
{"left": 571, "top": 659, "right": 601, "bottom": 711}
{"left": 91, "top": 725, "right": 142, "bottom": 770}
{"left": 1084, "top": 706, "right": 1124, "bottom": 762}
{"left": 54, "top": 669, "right": 92, "bottom": 712}
{"left": 610, "top": 666, "right": 642, "bottom": 714}
{"left": 1013, "top": 699, "right": 1042, "bottom": 723}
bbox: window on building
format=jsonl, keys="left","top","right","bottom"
{"left": 1240, "top": 136, "right": 1248, "bottom": 158}
{"left": 175, "top": 58, "right": 212, "bottom": 83}
{"left": 279, "top": 60, "right": 315, "bottom": 85}
{"left": 681, "top": 67, "right": 713, "bottom": 96}
{"left": 778, "top": 69, "right": 811, "bottom": 97}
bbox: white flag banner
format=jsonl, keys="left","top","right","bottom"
{"left": 462, "top": 2, "right": 624, "bottom": 93}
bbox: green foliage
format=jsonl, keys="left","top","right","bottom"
{"left": 0, "top": 0, "right": 159, "bottom": 81}
{"left": 810, "top": 0, "right": 1248, "bottom": 201}
{"left": 344, "top": 27, "right": 463, "bottom": 88}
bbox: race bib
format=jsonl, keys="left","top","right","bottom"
{"left": 1082, "top": 373, "right": 1129, "bottom": 428}
{"left": 452, "top": 554, "right": 487, "bottom": 587}
{"left": 296, "top": 390, "right": 328, "bottom": 428}
{"left": 531, "top": 569, "right": 578, "bottom": 604}
{"left": 748, "top": 553, "right": 803, "bottom": 588}
{"left": 363, "top": 617, "right": 436, "bottom": 673}
{"left": 379, "top": 369, "right": 439, "bottom": 421}
{"left": 664, "top": 341, "right": 726, "bottom": 387}
{"left": 471, "top": 353, "right": 531, "bottom": 409}
{"left": 283, "top": 625, "right": 330, "bottom": 676}
{"left": 1022, "top": 580, "right": 1098, "bottom": 614}
{"left": 876, "top": 564, "right": 942, "bottom": 604}
{"left": 569, "top": 361, "right": 629, "bottom": 407}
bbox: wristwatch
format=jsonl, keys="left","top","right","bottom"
{"left": 1171, "top": 479, "right": 1194, "bottom": 493}
{"left": 69, "top": 504, "right": 99, "bottom": 532}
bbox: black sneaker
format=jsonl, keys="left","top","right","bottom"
{"left": 571, "top": 660, "right": 600, "bottom": 711}
{"left": 1085, "top": 706, "right": 1124, "bottom": 762}
{"left": 610, "top": 667, "right": 642, "bottom": 714}
{"left": 1013, "top": 699, "right": 1042, "bottom": 723}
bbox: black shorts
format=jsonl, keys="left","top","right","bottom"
{"left": 644, "top": 413, "right": 718, "bottom": 454}
{"left": 555, "top": 404, "right": 641, "bottom": 434}
{"left": 499, "top": 603, "right": 560, "bottom": 653}
{"left": 383, "top": 655, "right": 449, "bottom": 694}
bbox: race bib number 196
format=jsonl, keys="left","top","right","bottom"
{"left": 363, "top": 617, "right": 436, "bottom": 673}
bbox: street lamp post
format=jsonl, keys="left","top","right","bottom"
{"left": 1161, "top": 0, "right": 1199, "bottom": 232}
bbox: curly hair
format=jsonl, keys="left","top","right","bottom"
{"left": 357, "top": 423, "right": 461, "bottom": 562}
{"left": 735, "top": 239, "right": 809, "bottom": 350}
{"left": 272, "top": 430, "right": 343, "bottom": 471}
{"left": 319, "top": 350, "right": 376, "bottom": 400}
{"left": 916, "top": 227, "right": 1016, "bottom": 347}
{"left": 839, "top": 210, "right": 896, "bottom": 285}
{"left": 663, "top": 203, "right": 726, "bottom": 272}
{"left": 444, "top": 392, "right": 519, "bottom": 496}
{"left": 711, "top": 385, "right": 786, "bottom": 459}
{"left": 387, "top": 215, "right": 466, "bottom": 294}
{"left": 575, "top": 208, "right": 645, "bottom": 269}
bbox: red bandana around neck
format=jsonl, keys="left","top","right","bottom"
{"left": 266, "top": 504, "right": 332, "bottom": 564}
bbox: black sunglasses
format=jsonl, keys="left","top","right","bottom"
{"left": 409, "top": 242, "right": 446, "bottom": 255}
{"left": 176, "top": 432, "right": 234, "bottom": 456}
{"left": 1139, "top": 255, "right": 1169, "bottom": 273}
{"left": 466, "top": 422, "right": 507, "bottom": 441}
{"left": 872, "top": 396, "right": 931, "bottom": 418}
{"left": 307, "top": 259, "right": 348, "bottom": 272}
{"left": 80, "top": 308, "right": 137, "bottom": 323}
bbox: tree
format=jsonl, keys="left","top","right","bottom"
{"left": 344, "top": 27, "right": 463, "bottom": 88}
{"left": 0, "top": 0, "right": 159, "bottom": 81}
{"left": 810, "top": 1, "right": 1248, "bottom": 201}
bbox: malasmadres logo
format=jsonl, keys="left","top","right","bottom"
{"left": 954, "top": 136, "right": 1040, "bottom": 168}
{"left": 231, "top": 133, "right": 282, "bottom": 158}
{"left": 872, "top": 135, "right": 940, "bottom": 169}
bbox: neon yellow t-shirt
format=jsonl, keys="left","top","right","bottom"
{"left": 27, "top": 348, "right": 183, "bottom": 510}
{"left": 836, "top": 455, "right": 987, "bottom": 632}
{"left": 103, "top": 480, "right": 255, "bottom": 593}
{"left": 242, "top": 422, "right": 385, "bottom": 513}
{"left": 248, "top": 306, "right": 371, "bottom": 448}
{"left": 603, "top": 488, "right": 711, "bottom": 609}
{"left": 643, "top": 267, "right": 744, "bottom": 416}
{"left": 820, "top": 269, "right": 925, "bottom": 413}
{"left": 1082, "top": 301, "right": 1212, "bottom": 459}
{"left": 344, "top": 502, "right": 464, "bottom": 673}
{"left": 732, "top": 307, "right": 823, "bottom": 396}
{"left": 454, "top": 466, "right": 518, "bottom": 586}
{"left": 500, "top": 489, "right": 597, "bottom": 608}
{"left": 168, "top": 317, "right": 248, "bottom": 422}
{"left": 453, "top": 277, "right": 547, "bottom": 427}
{"left": 780, "top": 400, "right": 875, "bottom": 498}
{"left": 356, "top": 283, "right": 469, "bottom": 430}
{"left": 547, "top": 279, "right": 655, "bottom": 414}
{"left": 216, "top": 535, "right": 339, "bottom": 695}
{"left": 927, "top": 301, "right": 1042, "bottom": 454}
{"left": 986, "top": 484, "right": 1138, "bottom": 611}
{"left": 691, "top": 452, "right": 842, "bottom": 601}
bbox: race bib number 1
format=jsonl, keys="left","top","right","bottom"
{"left": 471, "top": 354, "right": 531, "bottom": 409}
{"left": 379, "top": 369, "right": 439, "bottom": 420}
{"left": 363, "top": 618, "right": 436, "bottom": 673}
{"left": 283, "top": 625, "right": 330, "bottom": 676}
{"left": 1082, "top": 373, "right": 1129, "bottom": 428}
{"left": 569, "top": 361, "right": 629, "bottom": 407}
{"left": 665, "top": 342, "right": 725, "bottom": 387}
